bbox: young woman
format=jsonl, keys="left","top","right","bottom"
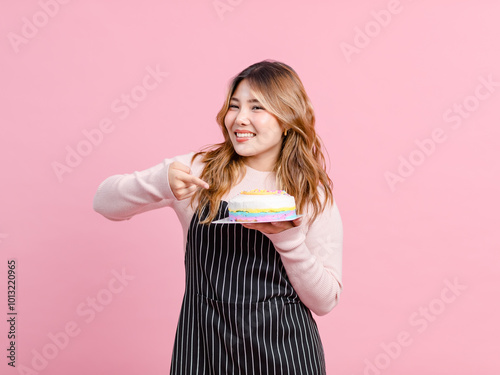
{"left": 93, "top": 60, "right": 343, "bottom": 374}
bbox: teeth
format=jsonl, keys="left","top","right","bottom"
{"left": 236, "top": 133, "right": 255, "bottom": 138}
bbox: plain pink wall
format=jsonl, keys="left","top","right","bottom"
{"left": 1, "top": 0, "right": 499, "bottom": 374}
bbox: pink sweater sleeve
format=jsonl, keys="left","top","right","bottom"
{"left": 93, "top": 153, "right": 196, "bottom": 221}
{"left": 265, "top": 199, "right": 343, "bottom": 316}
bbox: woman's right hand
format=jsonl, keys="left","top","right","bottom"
{"left": 168, "top": 161, "right": 209, "bottom": 200}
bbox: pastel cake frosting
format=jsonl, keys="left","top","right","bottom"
{"left": 228, "top": 189, "right": 296, "bottom": 222}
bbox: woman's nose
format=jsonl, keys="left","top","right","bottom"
{"left": 235, "top": 109, "right": 249, "bottom": 125}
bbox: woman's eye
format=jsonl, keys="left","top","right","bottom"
{"left": 229, "top": 104, "right": 238, "bottom": 109}
{"left": 253, "top": 106, "right": 264, "bottom": 110}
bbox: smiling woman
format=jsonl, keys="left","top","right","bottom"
{"left": 93, "top": 60, "right": 343, "bottom": 375}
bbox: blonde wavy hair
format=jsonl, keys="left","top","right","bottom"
{"left": 191, "top": 60, "right": 333, "bottom": 223}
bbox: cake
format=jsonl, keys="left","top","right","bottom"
{"left": 227, "top": 189, "right": 296, "bottom": 222}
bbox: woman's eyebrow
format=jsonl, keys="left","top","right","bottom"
{"left": 229, "top": 97, "right": 261, "bottom": 103}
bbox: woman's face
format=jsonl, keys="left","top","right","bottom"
{"left": 224, "top": 80, "right": 284, "bottom": 171}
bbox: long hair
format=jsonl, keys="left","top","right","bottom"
{"left": 191, "top": 60, "right": 333, "bottom": 223}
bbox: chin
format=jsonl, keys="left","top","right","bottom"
{"left": 233, "top": 150, "right": 254, "bottom": 158}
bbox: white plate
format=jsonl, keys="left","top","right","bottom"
{"left": 212, "top": 215, "right": 302, "bottom": 224}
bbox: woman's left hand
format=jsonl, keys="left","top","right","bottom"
{"left": 241, "top": 217, "right": 302, "bottom": 234}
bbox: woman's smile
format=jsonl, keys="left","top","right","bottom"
{"left": 235, "top": 130, "right": 256, "bottom": 141}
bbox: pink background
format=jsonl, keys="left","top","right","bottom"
{"left": 1, "top": 0, "right": 499, "bottom": 374}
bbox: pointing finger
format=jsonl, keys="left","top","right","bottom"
{"left": 188, "top": 175, "right": 209, "bottom": 190}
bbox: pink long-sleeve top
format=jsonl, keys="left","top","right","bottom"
{"left": 93, "top": 152, "right": 343, "bottom": 316}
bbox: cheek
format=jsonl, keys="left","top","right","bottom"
{"left": 224, "top": 113, "right": 235, "bottom": 130}
{"left": 269, "top": 122, "right": 283, "bottom": 138}
{"left": 263, "top": 115, "right": 282, "bottom": 136}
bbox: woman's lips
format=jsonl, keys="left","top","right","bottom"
{"left": 235, "top": 131, "right": 255, "bottom": 142}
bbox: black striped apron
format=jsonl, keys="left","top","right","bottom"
{"left": 170, "top": 201, "right": 326, "bottom": 374}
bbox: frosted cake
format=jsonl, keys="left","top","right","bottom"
{"left": 228, "top": 189, "right": 296, "bottom": 222}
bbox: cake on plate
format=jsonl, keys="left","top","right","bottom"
{"left": 227, "top": 189, "right": 296, "bottom": 222}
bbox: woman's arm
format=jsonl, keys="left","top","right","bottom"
{"left": 93, "top": 152, "right": 198, "bottom": 221}
{"left": 262, "top": 200, "right": 343, "bottom": 316}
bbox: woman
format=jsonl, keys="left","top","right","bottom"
{"left": 93, "top": 60, "right": 343, "bottom": 374}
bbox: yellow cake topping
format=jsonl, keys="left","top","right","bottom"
{"left": 240, "top": 189, "right": 288, "bottom": 195}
